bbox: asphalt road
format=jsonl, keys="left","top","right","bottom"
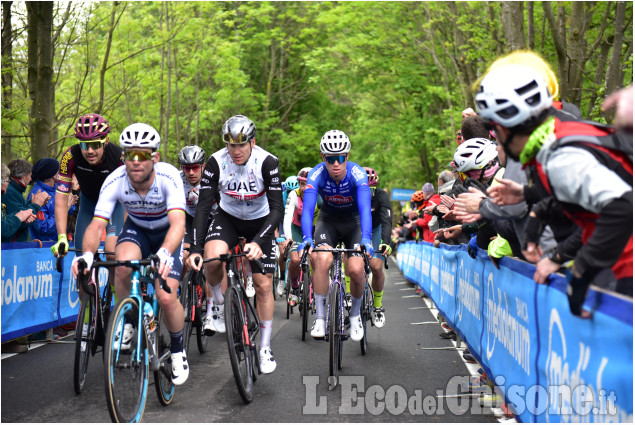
{"left": 1, "top": 257, "right": 499, "bottom": 423}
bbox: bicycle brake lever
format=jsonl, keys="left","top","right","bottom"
{"left": 55, "top": 242, "right": 67, "bottom": 273}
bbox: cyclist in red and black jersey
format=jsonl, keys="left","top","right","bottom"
{"left": 51, "top": 114, "right": 125, "bottom": 258}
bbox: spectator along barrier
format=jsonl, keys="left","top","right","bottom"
{"left": 1, "top": 241, "right": 110, "bottom": 342}
{"left": 397, "top": 241, "right": 632, "bottom": 423}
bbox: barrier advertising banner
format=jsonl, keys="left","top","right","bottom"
{"left": 1, "top": 242, "right": 111, "bottom": 342}
{"left": 396, "top": 241, "right": 632, "bottom": 423}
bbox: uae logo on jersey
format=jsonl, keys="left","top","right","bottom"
{"left": 325, "top": 194, "right": 353, "bottom": 204}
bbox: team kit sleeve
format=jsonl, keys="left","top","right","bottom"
{"left": 191, "top": 156, "right": 220, "bottom": 254}
{"left": 352, "top": 164, "right": 372, "bottom": 241}
{"left": 55, "top": 147, "right": 75, "bottom": 196}
{"left": 301, "top": 165, "right": 320, "bottom": 242}
{"left": 252, "top": 155, "right": 284, "bottom": 248}
{"left": 377, "top": 189, "right": 393, "bottom": 243}
{"left": 283, "top": 189, "right": 298, "bottom": 239}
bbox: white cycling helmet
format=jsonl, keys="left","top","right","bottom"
{"left": 475, "top": 64, "right": 553, "bottom": 129}
{"left": 119, "top": 123, "right": 161, "bottom": 150}
{"left": 453, "top": 138, "right": 498, "bottom": 172}
{"left": 320, "top": 130, "right": 351, "bottom": 154}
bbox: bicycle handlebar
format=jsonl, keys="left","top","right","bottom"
{"left": 199, "top": 249, "right": 265, "bottom": 274}
{"left": 55, "top": 242, "right": 115, "bottom": 273}
{"left": 77, "top": 255, "right": 171, "bottom": 294}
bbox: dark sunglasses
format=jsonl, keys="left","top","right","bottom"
{"left": 123, "top": 150, "right": 155, "bottom": 162}
{"left": 223, "top": 132, "right": 252, "bottom": 144}
{"left": 182, "top": 164, "right": 201, "bottom": 173}
{"left": 80, "top": 139, "right": 106, "bottom": 150}
{"left": 324, "top": 154, "right": 347, "bottom": 164}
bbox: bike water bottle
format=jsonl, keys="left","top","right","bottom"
{"left": 143, "top": 303, "right": 156, "bottom": 334}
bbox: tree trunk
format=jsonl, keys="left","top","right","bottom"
{"left": 173, "top": 44, "right": 181, "bottom": 154}
{"left": 604, "top": 2, "right": 626, "bottom": 101}
{"left": 97, "top": 2, "right": 119, "bottom": 114}
{"left": 527, "top": 1, "right": 534, "bottom": 49}
{"left": 565, "top": 2, "right": 591, "bottom": 105}
{"left": 543, "top": 2, "right": 568, "bottom": 100}
{"left": 164, "top": 1, "right": 171, "bottom": 161}
{"left": 501, "top": 2, "right": 526, "bottom": 50}
{"left": 27, "top": 2, "right": 54, "bottom": 163}
{"left": 2, "top": 1, "right": 13, "bottom": 161}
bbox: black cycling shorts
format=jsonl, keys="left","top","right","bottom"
{"left": 314, "top": 211, "right": 362, "bottom": 257}
{"left": 204, "top": 209, "right": 276, "bottom": 274}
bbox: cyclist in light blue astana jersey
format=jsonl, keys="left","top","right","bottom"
{"left": 71, "top": 123, "right": 190, "bottom": 386}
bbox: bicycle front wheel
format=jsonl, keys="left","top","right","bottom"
{"left": 225, "top": 285, "right": 254, "bottom": 403}
{"left": 154, "top": 307, "right": 175, "bottom": 406}
{"left": 179, "top": 272, "right": 193, "bottom": 354}
{"left": 328, "top": 286, "right": 342, "bottom": 389}
{"left": 74, "top": 293, "right": 94, "bottom": 394}
{"left": 300, "top": 269, "right": 310, "bottom": 341}
{"left": 104, "top": 297, "right": 149, "bottom": 423}
{"left": 360, "top": 284, "right": 370, "bottom": 355}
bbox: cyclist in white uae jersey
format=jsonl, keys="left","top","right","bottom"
{"left": 71, "top": 123, "right": 190, "bottom": 386}
{"left": 187, "top": 115, "right": 283, "bottom": 375}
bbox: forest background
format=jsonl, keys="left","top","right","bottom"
{"left": 1, "top": 1, "right": 633, "bottom": 196}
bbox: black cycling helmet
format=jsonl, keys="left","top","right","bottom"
{"left": 178, "top": 145, "right": 206, "bottom": 165}
{"left": 222, "top": 115, "right": 256, "bottom": 144}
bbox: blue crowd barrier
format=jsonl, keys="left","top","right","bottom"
{"left": 1, "top": 241, "right": 110, "bottom": 342}
{"left": 397, "top": 241, "right": 633, "bottom": 423}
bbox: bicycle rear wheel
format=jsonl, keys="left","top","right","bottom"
{"left": 74, "top": 293, "right": 94, "bottom": 394}
{"left": 104, "top": 297, "right": 148, "bottom": 423}
{"left": 300, "top": 269, "right": 310, "bottom": 341}
{"left": 225, "top": 285, "right": 254, "bottom": 403}
{"left": 154, "top": 307, "right": 175, "bottom": 406}
{"left": 328, "top": 286, "right": 342, "bottom": 389}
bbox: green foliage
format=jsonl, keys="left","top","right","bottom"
{"left": 2, "top": 1, "right": 632, "bottom": 194}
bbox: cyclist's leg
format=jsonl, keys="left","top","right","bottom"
{"left": 312, "top": 214, "right": 338, "bottom": 317}
{"left": 287, "top": 224, "right": 303, "bottom": 284}
{"left": 369, "top": 225, "right": 386, "bottom": 327}
{"left": 342, "top": 217, "right": 364, "bottom": 315}
{"left": 202, "top": 210, "right": 237, "bottom": 333}
{"left": 369, "top": 224, "right": 385, "bottom": 299}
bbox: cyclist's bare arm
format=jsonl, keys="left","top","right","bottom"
{"left": 71, "top": 218, "right": 107, "bottom": 277}
{"left": 54, "top": 191, "right": 69, "bottom": 237}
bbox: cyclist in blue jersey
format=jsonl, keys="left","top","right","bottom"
{"left": 71, "top": 123, "right": 189, "bottom": 386}
{"left": 298, "top": 130, "right": 373, "bottom": 342}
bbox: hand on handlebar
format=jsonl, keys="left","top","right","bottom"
{"left": 71, "top": 252, "right": 94, "bottom": 279}
{"left": 243, "top": 242, "right": 262, "bottom": 261}
{"left": 360, "top": 238, "right": 374, "bottom": 258}
{"left": 51, "top": 234, "right": 68, "bottom": 258}
{"left": 187, "top": 253, "right": 203, "bottom": 271}
{"left": 154, "top": 248, "right": 174, "bottom": 280}
{"left": 297, "top": 238, "right": 314, "bottom": 255}
{"left": 378, "top": 243, "right": 392, "bottom": 257}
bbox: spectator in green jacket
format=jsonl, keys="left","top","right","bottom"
{"left": 2, "top": 159, "right": 49, "bottom": 242}
{"left": 2, "top": 163, "right": 37, "bottom": 242}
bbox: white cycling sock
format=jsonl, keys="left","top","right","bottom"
{"left": 259, "top": 320, "right": 273, "bottom": 349}
{"left": 211, "top": 284, "right": 224, "bottom": 305}
{"left": 315, "top": 294, "right": 327, "bottom": 319}
{"left": 206, "top": 298, "right": 214, "bottom": 317}
{"left": 350, "top": 295, "right": 362, "bottom": 317}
